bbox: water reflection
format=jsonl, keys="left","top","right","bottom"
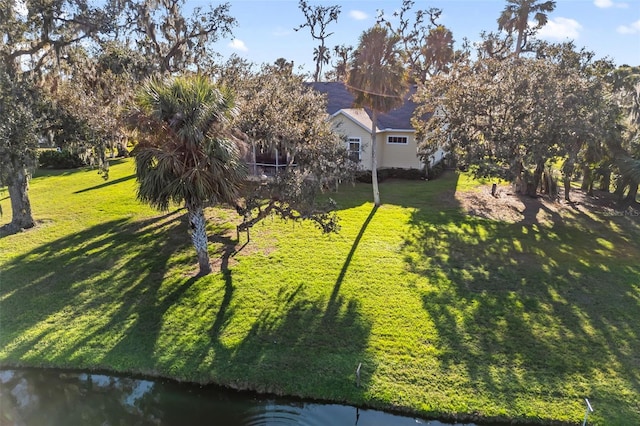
{"left": 0, "top": 369, "right": 477, "bottom": 426}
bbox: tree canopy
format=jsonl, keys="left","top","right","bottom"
{"left": 231, "top": 63, "right": 356, "bottom": 235}
{"left": 0, "top": 0, "right": 120, "bottom": 233}
{"left": 122, "top": 0, "right": 236, "bottom": 74}
{"left": 413, "top": 38, "right": 633, "bottom": 202}
{"left": 294, "top": 0, "right": 341, "bottom": 82}
{"left": 376, "top": 0, "right": 455, "bottom": 81}
{"left": 0, "top": 0, "right": 238, "bottom": 234}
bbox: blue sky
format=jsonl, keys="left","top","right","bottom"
{"left": 203, "top": 0, "right": 640, "bottom": 74}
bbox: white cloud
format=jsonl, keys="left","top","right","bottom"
{"left": 617, "top": 19, "right": 640, "bottom": 34}
{"left": 594, "top": 0, "right": 628, "bottom": 8}
{"left": 595, "top": 0, "right": 613, "bottom": 7}
{"left": 537, "top": 17, "right": 582, "bottom": 40}
{"left": 349, "top": 10, "right": 368, "bottom": 21}
{"left": 228, "top": 39, "right": 248, "bottom": 52}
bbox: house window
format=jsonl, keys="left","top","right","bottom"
{"left": 387, "top": 135, "right": 408, "bottom": 144}
{"left": 347, "top": 137, "right": 361, "bottom": 162}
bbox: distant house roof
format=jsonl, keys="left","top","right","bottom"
{"left": 309, "top": 81, "right": 427, "bottom": 131}
{"left": 333, "top": 108, "right": 376, "bottom": 132}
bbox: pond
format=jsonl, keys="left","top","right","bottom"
{"left": 0, "top": 368, "right": 484, "bottom": 426}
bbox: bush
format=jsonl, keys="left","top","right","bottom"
{"left": 355, "top": 170, "right": 373, "bottom": 183}
{"left": 355, "top": 168, "right": 425, "bottom": 183}
{"left": 386, "top": 168, "right": 425, "bottom": 180}
{"left": 38, "top": 150, "right": 86, "bottom": 169}
{"left": 426, "top": 162, "right": 445, "bottom": 180}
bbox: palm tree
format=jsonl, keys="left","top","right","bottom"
{"left": 295, "top": 1, "right": 341, "bottom": 82}
{"left": 497, "top": 0, "right": 556, "bottom": 56}
{"left": 131, "top": 75, "right": 246, "bottom": 275}
{"left": 346, "top": 25, "right": 409, "bottom": 206}
{"left": 331, "top": 44, "right": 353, "bottom": 82}
{"left": 313, "top": 45, "right": 331, "bottom": 81}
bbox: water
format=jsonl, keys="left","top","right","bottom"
{"left": 0, "top": 368, "right": 480, "bottom": 426}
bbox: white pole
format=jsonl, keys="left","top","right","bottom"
{"left": 252, "top": 142, "right": 257, "bottom": 176}
{"left": 582, "top": 398, "right": 593, "bottom": 426}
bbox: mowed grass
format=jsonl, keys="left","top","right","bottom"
{"left": 1, "top": 159, "right": 639, "bottom": 425}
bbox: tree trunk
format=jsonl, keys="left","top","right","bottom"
{"left": 187, "top": 204, "right": 212, "bottom": 275}
{"left": 546, "top": 171, "right": 557, "bottom": 199}
{"left": 622, "top": 182, "right": 639, "bottom": 207}
{"left": 525, "top": 159, "right": 544, "bottom": 197}
{"left": 515, "top": 29, "right": 524, "bottom": 56}
{"left": 542, "top": 169, "right": 556, "bottom": 197}
{"left": 581, "top": 165, "right": 592, "bottom": 192}
{"left": 562, "top": 157, "right": 575, "bottom": 202}
{"left": 6, "top": 166, "right": 35, "bottom": 232}
{"left": 614, "top": 176, "right": 628, "bottom": 201}
{"left": 511, "top": 160, "right": 525, "bottom": 194}
{"left": 563, "top": 176, "right": 571, "bottom": 201}
{"left": 532, "top": 159, "right": 545, "bottom": 193}
{"left": 599, "top": 170, "right": 611, "bottom": 192}
{"left": 370, "top": 109, "right": 381, "bottom": 206}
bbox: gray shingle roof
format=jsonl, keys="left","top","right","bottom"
{"left": 309, "top": 81, "right": 427, "bottom": 131}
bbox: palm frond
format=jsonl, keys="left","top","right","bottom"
{"left": 131, "top": 74, "right": 246, "bottom": 210}
{"left": 346, "top": 25, "right": 409, "bottom": 113}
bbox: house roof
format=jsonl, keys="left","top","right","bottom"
{"left": 309, "top": 81, "right": 428, "bottom": 131}
{"left": 333, "top": 108, "right": 377, "bottom": 132}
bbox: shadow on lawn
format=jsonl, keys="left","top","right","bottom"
{"left": 0, "top": 206, "right": 374, "bottom": 405}
{"left": 328, "top": 205, "right": 378, "bottom": 318}
{"left": 0, "top": 210, "right": 192, "bottom": 368}
{"left": 203, "top": 282, "right": 373, "bottom": 402}
{"left": 158, "top": 210, "right": 377, "bottom": 403}
{"left": 73, "top": 174, "right": 135, "bottom": 194}
{"left": 401, "top": 174, "right": 640, "bottom": 423}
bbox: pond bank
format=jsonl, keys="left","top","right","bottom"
{"left": 0, "top": 367, "right": 491, "bottom": 426}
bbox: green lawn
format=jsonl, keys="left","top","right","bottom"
{"left": 1, "top": 159, "right": 639, "bottom": 425}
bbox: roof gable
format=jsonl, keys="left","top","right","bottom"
{"left": 332, "top": 108, "right": 377, "bottom": 133}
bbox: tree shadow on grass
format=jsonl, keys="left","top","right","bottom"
{"left": 401, "top": 179, "right": 640, "bottom": 423}
{"left": 207, "top": 283, "right": 373, "bottom": 405}
{"left": 329, "top": 173, "right": 460, "bottom": 212}
{"left": 0, "top": 202, "right": 375, "bottom": 410}
{"left": 209, "top": 234, "right": 240, "bottom": 340}
{"left": 140, "top": 209, "right": 377, "bottom": 408}
{"left": 73, "top": 174, "right": 135, "bottom": 194}
{"left": 0, "top": 210, "right": 193, "bottom": 370}
{"left": 326, "top": 205, "right": 378, "bottom": 320}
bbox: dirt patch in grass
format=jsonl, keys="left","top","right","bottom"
{"left": 205, "top": 209, "right": 278, "bottom": 272}
{"left": 454, "top": 183, "right": 640, "bottom": 225}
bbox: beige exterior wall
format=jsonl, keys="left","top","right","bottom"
{"left": 379, "top": 131, "right": 424, "bottom": 170}
{"left": 330, "top": 114, "right": 373, "bottom": 170}
{"left": 330, "top": 113, "right": 428, "bottom": 171}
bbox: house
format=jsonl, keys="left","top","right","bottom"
{"left": 310, "top": 82, "right": 445, "bottom": 172}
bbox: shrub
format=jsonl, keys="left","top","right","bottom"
{"left": 38, "top": 150, "right": 86, "bottom": 169}
{"left": 386, "top": 168, "right": 425, "bottom": 180}
{"left": 426, "top": 162, "right": 445, "bottom": 180}
{"left": 355, "top": 170, "right": 374, "bottom": 183}
{"left": 356, "top": 168, "right": 425, "bottom": 183}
